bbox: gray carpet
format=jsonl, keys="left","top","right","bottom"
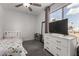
{"left": 23, "top": 40, "right": 52, "bottom": 56}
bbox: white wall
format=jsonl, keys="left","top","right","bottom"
{"left": 36, "top": 11, "right": 45, "bottom": 34}
{"left": 0, "top": 6, "right": 4, "bottom": 39}
{"left": 0, "top": 5, "right": 45, "bottom": 41}
{"left": 3, "top": 9, "right": 37, "bottom": 41}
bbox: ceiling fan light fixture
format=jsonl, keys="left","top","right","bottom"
{"left": 23, "top": 3, "right": 30, "bottom": 7}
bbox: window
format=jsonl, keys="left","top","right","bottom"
{"left": 64, "top": 3, "right": 79, "bottom": 34}
{"left": 49, "top": 9, "right": 62, "bottom": 22}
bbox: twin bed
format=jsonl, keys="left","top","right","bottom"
{"left": 0, "top": 32, "right": 27, "bottom": 56}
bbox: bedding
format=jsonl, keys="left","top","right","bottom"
{"left": 0, "top": 38, "right": 27, "bottom": 56}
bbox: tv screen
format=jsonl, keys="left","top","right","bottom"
{"left": 49, "top": 19, "right": 68, "bottom": 35}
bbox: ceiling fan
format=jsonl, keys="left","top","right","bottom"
{"left": 15, "top": 3, "right": 41, "bottom": 12}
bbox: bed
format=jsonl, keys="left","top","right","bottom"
{"left": 0, "top": 32, "right": 27, "bottom": 56}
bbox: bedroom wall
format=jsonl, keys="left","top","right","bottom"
{"left": 3, "top": 9, "right": 37, "bottom": 41}
{"left": 0, "top": 6, "right": 4, "bottom": 39}
{"left": 36, "top": 11, "right": 45, "bottom": 34}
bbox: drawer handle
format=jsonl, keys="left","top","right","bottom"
{"left": 56, "top": 47, "right": 61, "bottom": 51}
{"left": 56, "top": 40, "right": 61, "bottom": 43}
{"left": 47, "top": 47, "right": 49, "bottom": 49}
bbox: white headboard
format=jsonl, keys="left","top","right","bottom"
{"left": 3, "top": 31, "right": 22, "bottom": 39}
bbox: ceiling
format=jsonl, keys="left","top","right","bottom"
{"left": 0, "top": 3, "right": 52, "bottom": 16}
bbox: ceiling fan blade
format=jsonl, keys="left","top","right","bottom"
{"left": 30, "top": 3, "right": 41, "bottom": 7}
{"left": 28, "top": 7, "right": 32, "bottom": 11}
{"left": 15, "top": 4, "right": 23, "bottom": 7}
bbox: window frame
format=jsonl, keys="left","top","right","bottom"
{"left": 49, "top": 4, "right": 71, "bottom": 20}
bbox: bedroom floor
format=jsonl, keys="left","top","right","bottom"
{"left": 23, "top": 40, "right": 52, "bottom": 56}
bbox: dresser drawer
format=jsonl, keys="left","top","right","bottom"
{"left": 46, "top": 36, "right": 68, "bottom": 47}
{"left": 60, "top": 47, "right": 68, "bottom": 56}
{"left": 44, "top": 37, "right": 61, "bottom": 45}
{"left": 51, "top": 44, "right": 58, "bottom": 56}
{"left": 44, "top": 37, "right": 58, "bottom": 44}
{"left": 56, "top": 46, "right": 68, "bottom": 56}
{"left": 44, "top": 41, "right": 50, "bottom": 47}
{"left": 56, "top": 38, "right": 68, "bottom": 48}
{"left": 44, "top": 45, "right": 52, "bottom": 53}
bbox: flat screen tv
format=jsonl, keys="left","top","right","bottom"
{"left": 49, "top": 19, "right": 68, "bottom": 35}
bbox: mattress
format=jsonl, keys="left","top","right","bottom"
{"left": 0, "top": 38, "right": 27, "bottom": 56}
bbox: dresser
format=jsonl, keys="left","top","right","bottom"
{"left": 44, "top": 33, "right": 77, "bottom": 56}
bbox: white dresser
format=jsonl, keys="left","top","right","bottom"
{"left": 44, "top": 33, "right": 77, "bottom": 56}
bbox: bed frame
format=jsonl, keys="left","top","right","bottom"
{"left": 3, "top": 31, "right": 22, "bottom": 39}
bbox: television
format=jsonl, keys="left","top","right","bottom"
{"left": 49, "top": 19, "right": 68, "bottom": 35}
